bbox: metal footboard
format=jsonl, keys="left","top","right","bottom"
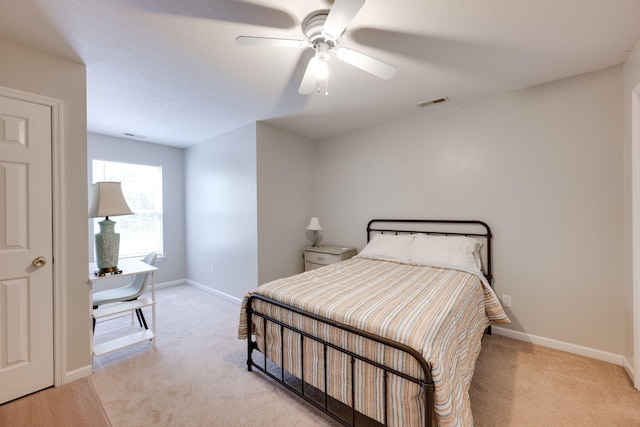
{"left": 246, "top": 294, "right": 435, "bottom": 427}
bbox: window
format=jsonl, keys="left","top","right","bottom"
{"left": 92, "top": 160, "right": 163, "bottom": 258}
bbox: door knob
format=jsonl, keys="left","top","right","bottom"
{"left": 32, "top": 256, "right": 47, "bottom": 268}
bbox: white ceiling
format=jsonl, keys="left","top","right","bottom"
{"left": 1, "top": 0, "right": 640, "bottom": 148}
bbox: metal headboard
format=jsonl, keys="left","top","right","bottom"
{"left": 366, "top": 219, "right": 493, "bottom": 283}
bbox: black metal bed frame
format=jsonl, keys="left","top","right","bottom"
{"left": 246, "top": 294, "right": 434, "bottom": 426}
{"left": 245, "top": 219, "right": 493, "bottom": 427}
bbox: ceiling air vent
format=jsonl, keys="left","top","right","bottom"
{"left": 418, "top": 97, "right": 449, "bottom": 108}
{"left": 123, "top": 133, "right": 146, "bottom": 139}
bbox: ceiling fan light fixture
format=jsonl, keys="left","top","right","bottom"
{"left": 314, "top": 41, "right": 331, "bottom": 96}
{"left": 316, "top": 61, "right": 329, "bottom": 96}
{"left": 316, "top": 42, "right": 330, "bottom": 79}
{"left": 317, "top": 58, "right": 329, "bottom": 80}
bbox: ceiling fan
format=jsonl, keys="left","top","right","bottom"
{"left": 236, "top": 0, "right": 397, "bottom": 96}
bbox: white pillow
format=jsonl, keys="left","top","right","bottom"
{"left": 359, "top": 234, "right": 415, "bottom": 262}
{"left": 409, "top": 234, "right": 482, "bottom": 272}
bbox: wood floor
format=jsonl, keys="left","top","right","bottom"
{"left": 0, "top": 377, "right": 110, "bottom": 427}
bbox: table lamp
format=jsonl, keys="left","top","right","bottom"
{"left": 89, "top": 181, "right": 133, "bottom": 276}
{"left": 306, "top": 217, "right": 323, "bottom": 247}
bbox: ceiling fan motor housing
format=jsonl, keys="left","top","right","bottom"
{"left": 302, "top": 11, "right": 337, "bottom": 48}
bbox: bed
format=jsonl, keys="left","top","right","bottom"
{"left": 238, "top": 219, "right": 510, "bottom": 426}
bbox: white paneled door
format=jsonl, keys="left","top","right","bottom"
{"left": 0, "top": 96, "right": 54, "bottom": 404}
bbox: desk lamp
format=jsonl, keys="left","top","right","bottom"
{"left": 306, "top": 217, "right": 323, "bottom": 247}
{"left": 89, "top": 182, "right": 133, "bottom": 276}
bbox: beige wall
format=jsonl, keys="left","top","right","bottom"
{"left": 185, "top": 122, "right": 318, "bottom": 299}
{"left": 316, "top": 66, "right": 625, "bottom": 355}
{"left": 185, "top": 123, "right": 259, "bottom": 299}
{"left": 623, "top": 39, "right": 640, "bottom": 379}
{"left": 0, "top": 39, "right": 90, "bottom": 380}
{"left": 256, "top": 122, "right": 317, "bottom": 285}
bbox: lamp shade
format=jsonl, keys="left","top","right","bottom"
{"left": 89, "top": 182, "right": 133, "bottom": 218}
{"left": 306, "top": 217, "right": 323, "bottom": 231}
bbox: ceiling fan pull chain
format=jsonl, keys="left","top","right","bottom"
{"left": 316, "top": 77, "right": 328, "bottom": 96}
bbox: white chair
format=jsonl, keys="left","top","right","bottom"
{"left": 92, "top": 252, "right": 157, "bottom": 332}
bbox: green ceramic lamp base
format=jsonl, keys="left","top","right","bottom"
{"left": 95, "top": 218, "right": 122, "bottom": 274}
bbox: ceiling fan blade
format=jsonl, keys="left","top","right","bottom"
{"left": 336, "top": 48, "right": 397, "bottom": 80}
{"left": 323, "top": 0, "right": 365, "bottom": 39}
{"left": 126, "top": 0, "right": 295, "bottom": 30}
{"left": 298, "top": 57, "right": 319, "bottom": 95}
{"left": 236, "top": 36, "right": 308, "bottom": 48}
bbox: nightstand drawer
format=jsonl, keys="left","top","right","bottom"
{"left": 305, "top": 251, "right": 342, "bottom": 265}
{"left": 303, "top": 245, "right": 357, "bottom": 272}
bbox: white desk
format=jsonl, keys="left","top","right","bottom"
{"left": 88, "top": 259, "right": 158, "bottom": 356}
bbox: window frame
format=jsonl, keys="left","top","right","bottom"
{"left": 91, "top": 159, "right": 164, "bottom": 259}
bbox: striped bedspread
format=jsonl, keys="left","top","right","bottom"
{"left": 238, "top": 256, "right": 509, "bottom": 426}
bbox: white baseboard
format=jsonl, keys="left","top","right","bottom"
{"left": 623, "top": 356, "right": 635, "bottom": 382}
{"left": 143, "top": 278, "right": 241, "bottom": 304}
{"left": 155, "top": 279, "right": 186, "bottom": 290}
{"left": 178, "top": 283, "right": 628, "bottom": 368}
{"left": 185, "top": 280, "right": 242, "bottom": 305}
{"left": 63, "top": 364, "right": 93, "bottom": 384}
{"left": 492, "top": 326, "right": 625, "bottom": 366}
{"left": 139, "top": 279, "right": 186, "bottom": 299}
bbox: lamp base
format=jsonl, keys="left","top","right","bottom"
{"left": 94, "top": 266, "right": 123, "bottom": 277}
{"left": 95, "top": 218, "right": 122, "bottom": 276}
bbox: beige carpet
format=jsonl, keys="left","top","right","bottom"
{"left": 470, "top": 335, "right": 640, "bottom": 426}
{"left": 91, "top": 284, "right": 640, "bottom": 426}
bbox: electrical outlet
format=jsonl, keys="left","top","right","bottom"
{"left": 210, "top": 266, "right": 214, "bottom": 276}
{"left": 502, "top": 294, "right": 512, "bottom": 308}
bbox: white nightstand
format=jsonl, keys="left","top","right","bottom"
{"left": 304, "top": 245, "right": 357, "bottom": 271}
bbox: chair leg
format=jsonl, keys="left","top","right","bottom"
{"left": 126, "top": 298, "right": 148, "bottom": 330}
{"left": 135, "top": 308, "right": 148, "bottom": 330}
{"left": 92, "top": 305, "right": 98, "bottom": 333}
